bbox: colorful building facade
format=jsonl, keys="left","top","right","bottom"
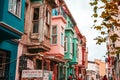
{"left": 8, "top": 0, "right": 88, "bottom": 80}
{"left": 0, "top": 0, "right": 25, "bottom": 80}
{"left": 15, "top": 0, "right": 58, "bottom": 80}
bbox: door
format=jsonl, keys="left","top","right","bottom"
{"left": 0, "top": 50, "right": 10, "bottom": 80}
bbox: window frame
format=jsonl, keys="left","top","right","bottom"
{"left": 46, "top": 8, "right": 51, "bottom": 26}
{"left": 61, "top": 32, "right": 64, "bottom": 46}
{"left": 70, "top": 37, "right": 73, "bottom": 53}
{"left": 51, "top": 25, "right": 58, "bottom": 44}
{"left": 0, "top": 53, "right": 5, "bottom": 69}
{"left": 36, "top": 59, "right": 42, "bottom": 69}
{"left": 8, "top": 0, "right": 22, "bottom": 18}
{"left": 64, "top": 36, "right": 68, "bottom": 52}
{"left": 32, "top": 7, "right": 40, "bottom": 33}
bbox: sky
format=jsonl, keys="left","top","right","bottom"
{"left": 65, "top": 0, "right": 107, "bottom": 61}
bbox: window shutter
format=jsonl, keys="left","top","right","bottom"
{"left": 39, "top": 4, "right": 45, "bottom": 42}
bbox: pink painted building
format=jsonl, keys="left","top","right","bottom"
{"left": 74, "top": 26, "right": 88, "bottom": 79}
{"left": 46, "top": 15, "right": 67, "bottom": 80}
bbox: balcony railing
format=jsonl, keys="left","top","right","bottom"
{"left": 52, "top": 6, "right": 67, "bottom": 19}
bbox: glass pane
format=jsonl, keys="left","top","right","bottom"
{"left": 8, "top": 0, "right": 13, "bottom": 11}
{"left": 64, "top": 37, "right": 67, "bottom": 52}
{"left": 33, "top": 22, "right": 39, "bottom": 33}
{"left": 61, "top": 33, "right": 64, "bottom": 45}
{"left": 13, "top": 0, "right": 17, "bottom": 14}
{"left": 36, "top": 59, "right": 42, "bottom": 69}
{"left": 64, "top": 42, "right": 66, "bottom": 51}
{"left": 33, "top": 8, "right": 39, "bottom": 20}
{"left": 52, "top": 26, "right": 57, "bottom": 34}
{"left": 0, "top": 54, "right": 3, "bottom": 68}
{"left": 16, "top": 0, "right": 21, "bottom": 16}
{"left": 52, "top": 35, "right": 57, "bottom": 44}
{"left": 45, "top": 25, "right": 50, "bottom": 36}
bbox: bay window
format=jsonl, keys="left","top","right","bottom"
{"left": 64, "top": 36, "right": 67, "bottom": 52}
{"left": 70, "top": 37, "right": 73, "bottom": 53}
{"left": 8, "top": 0, "right": 21, "bottom": 17}
{"left": 32, "top": 8, "right": 39, "bottom": 33}
{"left": 51, "top": 25, "right": 57, "bottom": 44}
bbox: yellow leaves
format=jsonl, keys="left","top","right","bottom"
{"left": 101, "top": 22, "right": 112, "bottom": 28}
{"left": 101, "top": 0, "right": 107, "bottom": 3}
{"left": 90, "top": 0, "right": 120, "bottom": 45}
{"left": 109, "top": 49, "right": 120, "bottom": 55}
{"left": 94, "top": 20, "right": 97, "bottom": 23}
{"left": 93, "top": 6, "right": 98, "bottom": 13}
{"left": 94, "top": 26, "right": 102, "bottom": 30}
{"left": 101, "top": 31, "right": 106, "bottom": 35}
{"left": 100, "top": 11, "right": 109, "bottom": 18}
{"left": 110, "top": 33, "right": 119, "bottom": 42}
{"left": 93, "top": 13, "right": 98, "bottom": 17}
{"left": 94, "top": 36, "right": 106, "bottom": 45}
{"left": 89, "top": 1, "right": 98, "bottom": 6}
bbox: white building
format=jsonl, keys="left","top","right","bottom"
{"left": 86, "top": 61, "right": 100, "bottom": 80}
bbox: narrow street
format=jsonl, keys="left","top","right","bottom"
{"left": 0, "top": 0, "right": 120, "bottom": 80}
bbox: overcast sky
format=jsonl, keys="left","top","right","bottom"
{"left": 65, "top": 0, "right": 107, "bottom": 61}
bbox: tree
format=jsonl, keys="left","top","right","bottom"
{"left": 90, "top": 0, "right": 120, "bottom": 54}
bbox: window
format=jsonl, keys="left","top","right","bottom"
{"left": 50, "top": 62, "right": 54, "bottom": 71}
{"left": 51, "top": 25, "right": 57, "bottom": 44}
{"left": 32, "top": 8, "right": 39, "bottom": 33}
{"left": 8, "top": 0, "right": 22, "bottom": 17}
{"left": 76, "top": 44, "right": 78, "bottom": 58}
{"left": 52, "top": 9, "right": 58, "bottom": 16}
{"left": 0, "top": 50, "right": 10, "bottom": 78}
{"left": 61, "top": 32, "right": 64, "bottom": 46}
{"left": 64, "top": 36, "right": 67, "bottom": 52}
{"left": 36, "top": 59, "right": 42, "bottom": 69}
{"left": 72, "top": 43, "right": 74, "bottom": 56}
{"left": 44, "top": 61, "right": 48, "bottom": 70}
{"left": 45, "top": 24, "right": 50, "bottom": 37}
{"left": 80, "top": 39, "right": 82, "bottom": 45}
{"left": 61, "top": 26, "right": 64, "bottom": 46}
{"left": 70, "top": 37, "right": 73, "bottom": 53}
{"left": 0, "top": 54, "right": 3, "bottom": 68}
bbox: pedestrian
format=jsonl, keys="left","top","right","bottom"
{"left": 91, "top": 77, "right": 94, "bottom": 80}
{"left": 78, "top": 76, "right": 82, "bottom": 80}
{"left": 102, "top": 75, "right": 108, "bottom": 80}
{"left": 68, "top": 73, "right": 73, "bottom": 80}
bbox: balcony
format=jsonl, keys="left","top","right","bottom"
{"left": 30, "top": 0, "right": 57, "bottom": 8}
{"left": 70, "top": 38, "right": 78, "bottom": 64}
{"left": 70, "top": 57, "right": 78, "bottom": 65}
{"left": 28, "top": 34, "right": 50, "bottom": 53}
{"left": 52, "top": 7, "right": 67, "bottom": 19}
{"left": 0, "top": 23, "right": 23, "bottom": 41}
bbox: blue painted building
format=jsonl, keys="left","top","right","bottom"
{"left": 0, "top": 0, "right": 25, "bottom": 79}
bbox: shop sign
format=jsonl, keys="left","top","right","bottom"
{"left": 43, "top": 71, "right": 53, "bottom": 80}
{"left": 43, "top": 71, "right": 49, "bottom": 80}
{"left": 22, "top": 70, "right": 43, "bottom": 78}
